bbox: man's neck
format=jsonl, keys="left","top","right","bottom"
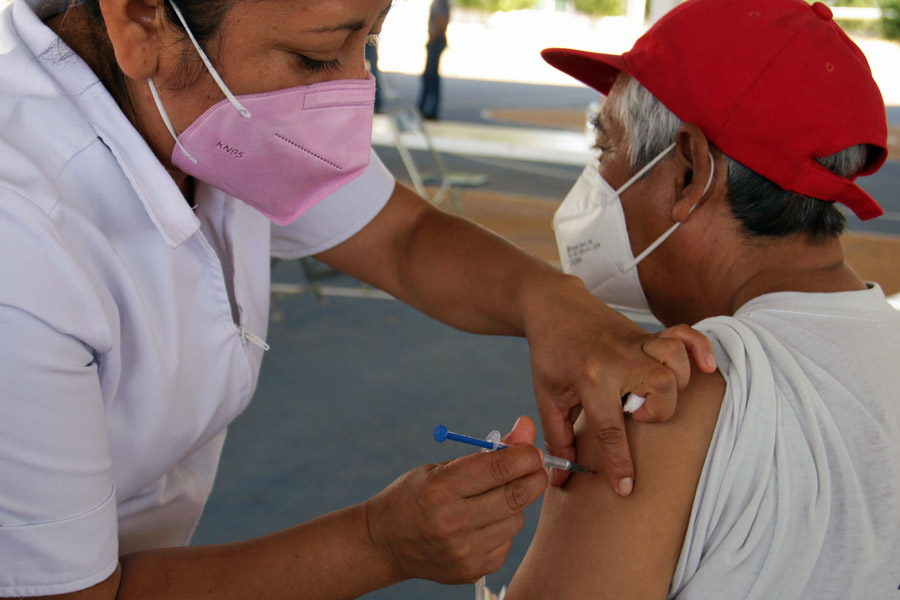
{"left": 728, "top": 235, "right": 866, "bottom": 314}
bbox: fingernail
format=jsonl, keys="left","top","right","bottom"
{"left": 617, "top": 477, "right": 633, "bottom": 496}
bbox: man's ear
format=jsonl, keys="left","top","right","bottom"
{"left": 672, "top": 124, "right": 714, "bottom": 223}
{"left": 98, "top": 0, "right": 163, "bottom": 81}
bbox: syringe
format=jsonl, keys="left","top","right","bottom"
{"left": 433, "top": 425, "right": 592, "bottom": 473}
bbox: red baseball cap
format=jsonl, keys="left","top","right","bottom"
{"left": 543, "top": 0, "right": 888, "bottom": 220}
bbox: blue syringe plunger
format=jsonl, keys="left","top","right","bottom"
{"left": 433, "top": 425, "right": 592, "bottom": 473}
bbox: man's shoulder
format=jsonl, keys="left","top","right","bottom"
{"left": 508, "top": 363, "right": 724, "bottom": 599}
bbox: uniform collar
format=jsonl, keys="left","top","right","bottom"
{"left": 25, "top": 0, "right": 68, "bottom": 19}
{"left": 14, "top": 0, "right": 201, "bottom": 248}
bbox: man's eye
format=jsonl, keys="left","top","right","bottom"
{"left": 297, "top": 55, "right": 342, "bottom": 73}
{"left": 593, "top": 144, "right": 612, "bottom": 159}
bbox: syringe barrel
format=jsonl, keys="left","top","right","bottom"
{"left": 541, "top": 454, "right": 573, "bottom": 471}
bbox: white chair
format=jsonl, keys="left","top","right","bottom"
{"left": 388, "top": 107, "right": 490, "bottom": 213}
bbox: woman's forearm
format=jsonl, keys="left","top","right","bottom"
{"left": 109, "top": 444, "right": 548, "bottom": 600}
{"left": 317, "top": 182, "right": 580, "bottom": 337}
{"left": 117, "top": 503, "right": 397, "bottom": 600}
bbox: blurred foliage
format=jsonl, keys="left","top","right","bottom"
{"left": 882, "top": 0, "right": 900, "bottom": 39}
{"left": 573, "top": 0, "right": 625, "bottom": 16}
{"left": 803, "top": 0, "right": 892, "bottom": 36}
{"left": 824, "top": 0, "right": 878, "bottom": 5}
{"left": 834, "top": 18, "right": 880, "bottom": 34}
{"left": 455, "top": 0, "right": 623, "bottom": 14}
{"left": 454, "top": 0, "right": 538, "bottom": 11}
{"left": 454, "top": 0, "right": 894, "bottom": 28}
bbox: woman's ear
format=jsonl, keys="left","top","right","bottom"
{"left": 672, "top": 123, "right": 714, "bottom": 223}
{"left": 98, "top": 0, "right": 163, "bottom": 80}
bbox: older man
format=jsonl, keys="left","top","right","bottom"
{"left": 504, "top": 0, "right": 900, "bottom": 598}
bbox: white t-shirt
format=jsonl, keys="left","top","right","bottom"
{"left": 671, "top": 286, "right": 900, "bottom": 599}
{"left": 0, "top": 0, "right": 395, "bottom": 595}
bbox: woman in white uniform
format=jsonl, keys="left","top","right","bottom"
{"left": 0, "top": 0, "right": 714, "bottom": 597}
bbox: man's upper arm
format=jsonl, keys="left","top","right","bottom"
{"left": 507, "top": 366, "right": 725, "bottom": 600}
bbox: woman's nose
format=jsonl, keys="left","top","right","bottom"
{"left": 344, "top": 43, "right": 370, "bottom": 80}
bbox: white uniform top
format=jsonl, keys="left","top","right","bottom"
{"left": 0, "top": 0, "right": 394, "bottom": 595}
{"left": 671, "top": 286, "right": 900, "bottom": 599}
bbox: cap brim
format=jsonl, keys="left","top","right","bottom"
{"left": 541, "top": 48, "right": 629, "bottom": 95}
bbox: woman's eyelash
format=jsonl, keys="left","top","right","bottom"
{"left": 297, "top": 55, "right": 342, "bottom": 74}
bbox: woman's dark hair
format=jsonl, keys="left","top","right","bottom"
{"left": 77, "top": 0, "right": 236, "bottom": 116}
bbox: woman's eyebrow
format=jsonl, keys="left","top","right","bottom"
{"left": 306, "top": 1, "right": 393, "bottom": 33}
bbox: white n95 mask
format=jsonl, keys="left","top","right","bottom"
{"left": 553, "top": 143, "right": 714, "bottom": 313}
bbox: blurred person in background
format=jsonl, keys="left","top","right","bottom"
{"left": 418, "top": 0, "right": 449, "bottom": 119}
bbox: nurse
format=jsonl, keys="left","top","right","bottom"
{"left": 0, "top": 0, "right": 713, "bottom": 597}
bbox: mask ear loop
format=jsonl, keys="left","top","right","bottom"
{"left": 148, "top": 78, "right": 199, "bottom": 164}
{"left": 620, "top": 150, "right": 715, "bottom": 272}
{"left": 166, "top": 0, "right": 251, "bottom": 119}
{"left": 614, "top": 143, "right": 676, "bottom": 196}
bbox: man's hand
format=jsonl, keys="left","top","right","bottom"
{"left": 365, "top": 418, "right": 547, "bottom": 584}
{"left": 524, "top": 277, "right": 716, "bottom": 493}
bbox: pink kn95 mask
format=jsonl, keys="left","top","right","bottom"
{"left": 149, "top": 0, "right": 375, "bottom": 226}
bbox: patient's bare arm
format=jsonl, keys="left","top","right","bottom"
{"left": 505, "top": 367, "right": 725, "bottom": 600}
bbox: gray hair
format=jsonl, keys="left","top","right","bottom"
{"left": 614, "top": 75, "right": 869, "bottom": 239}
